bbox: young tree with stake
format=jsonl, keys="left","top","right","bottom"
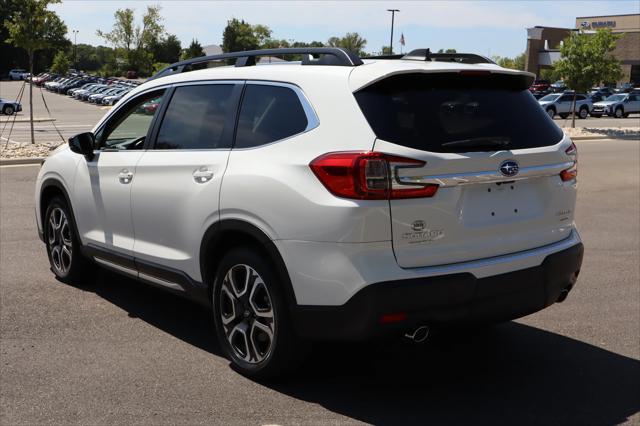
{"left": 4, "top": 0, "right": 67, "bottom": 144}
{"left": 554, "top": 29, "right": 622, "bottom": 128}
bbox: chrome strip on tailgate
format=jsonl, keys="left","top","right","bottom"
{"left": 397, "top": 161, "right": 574, "bottom": 187}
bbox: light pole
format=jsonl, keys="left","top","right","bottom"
{"left": 387, "top": 9, "right": 399, "bottom": 55}
{"left": 72, "top": 30, "right": 79, "bottom": 70}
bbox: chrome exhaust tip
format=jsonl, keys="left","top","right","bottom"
{"left": 404, "top": 325, "right": 430, "bottom": 343}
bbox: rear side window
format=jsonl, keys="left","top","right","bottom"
{"left": 355, "top": 73, "right": 564, "bottom": 153}
{"left": 235, "top": 84, "right": 308, "bottom": 148}
{"left": 155, "top": 84, "right": 234, "bottom": 150}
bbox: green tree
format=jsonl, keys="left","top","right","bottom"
{"left": 50, "top": 50, "right": 69, "bottom": 74}
{"left": 554, "top": 28, "right": 623, "bottom": 127}
{"left": 97, "top": 6, "right": 165, "bottom": 75}
{"left": 181, "top": 39, "right": 205, "bottom": 60}
{"left": 539, "top": 67, "right": 561, "bottom": 82}
{"left": 222, "top": 18, "right": 271, "bottom": 52}
{"left": 4, "top": 0, "right": 68, "bottom": 144}
{"left": 151, "top": 34, "right": 181, "bottom": 64}
{"left": 327, "top": 32, "right": 367, "bottom": 56}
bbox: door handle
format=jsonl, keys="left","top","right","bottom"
{"left": 193, "top": 167, "right": 214, "bottom": 183}
{"left": 118, "top": 169, "right": 134, "bottom": 184}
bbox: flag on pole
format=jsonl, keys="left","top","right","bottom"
{"left": 400, "top": 33, "right": 405, "bottom": 46}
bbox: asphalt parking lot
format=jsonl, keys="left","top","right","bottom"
{"left": 1, "top": 139, "right": 638, "bottom": 425}
{"left": 1, "top": 81, "right": 639, "bottom": 146}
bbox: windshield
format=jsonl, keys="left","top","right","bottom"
{"left": 355, "top": 73, "right": 563, "bottom": 153}
{"left": 540, "top": 94, "right": 561, "bottom": 102}
{"left": 605, "top": 94, "right": 626, "bottom": 102}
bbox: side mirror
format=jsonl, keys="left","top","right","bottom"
{"left": 68, "top": 132, "right": 95, "bottom": 160}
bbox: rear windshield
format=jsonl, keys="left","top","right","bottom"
{"left": 355, "top": 73, "right": 564, "bottom": 153}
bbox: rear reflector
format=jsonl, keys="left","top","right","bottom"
{"left": 310, "top": 152, "right": 439, "bottom": 200}
{"left": 379, "top": 312, "right": 407, "bottom": 324}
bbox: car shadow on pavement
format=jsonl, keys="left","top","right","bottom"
{"left": 86, "top": 269, "right": 639, "bottom": 426}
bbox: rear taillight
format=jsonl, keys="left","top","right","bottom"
{"left": 560, "top": 142, "right": 578, "bottom": 182}
{"left": 310, "top": 152, "right": 439, "bottom": 200}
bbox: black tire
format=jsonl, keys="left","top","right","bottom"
{"left": 212, "top": 246, "right": 300, "bottom": 380}
{"left": 546, "top": 108, "right": 556, "bottom": 119}
{"left": 614, "top": 107, "right": 624, "bottom": 118}
{"left": 3, "top": 105, "right": 15, "bottom": 115}
{"left": 44, "top": 196, "right": 93, "bottom": 284}
{"left": 578, "top": 107, "right": 589, "bottom": 119}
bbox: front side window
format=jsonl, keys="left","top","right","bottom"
{"left": 235, "top": 84, "right": 308, "bottom": 149}
{"left": 155, "top": 84, "right": 235, "bottom": 150}
{"left": 96, "top": 89, "right": 165, "bottom": 150}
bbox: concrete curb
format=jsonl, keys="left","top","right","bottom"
{"left": 0, "top": 118, "right": 56, "bottom": 123}
{"left": 0, "top": 157, "right": 45, "bottom": 166}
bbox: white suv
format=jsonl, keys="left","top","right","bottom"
{"left": 35, "top": 48, "right": 583, "bottom": 378}
{"left": 538, "top": 92, "right": 592, "bottom": 119}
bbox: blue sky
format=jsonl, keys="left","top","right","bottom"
{"left": 52, "top": 1, "right": 639, "bottom": 58}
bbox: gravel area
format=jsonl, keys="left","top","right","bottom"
{"left": 563, "top": 126, "right": 640, "bottom": 139}
{"left": 0, "top": 141, "right": 62, "bottom": 159}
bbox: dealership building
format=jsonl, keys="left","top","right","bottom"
{"left": 525, "top": 14, "right": 640, "bottom": 84}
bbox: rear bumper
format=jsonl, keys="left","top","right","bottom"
{"left": 292, "top": 243, "right": 583, "bottom": 340}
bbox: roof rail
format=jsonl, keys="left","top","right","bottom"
{"left": 402, "top": 49, "right": 496, "bottom": 64}
{"left": 150, "top": 47, "right": 363, "bottom": 80}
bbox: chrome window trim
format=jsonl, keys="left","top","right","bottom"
{"left": 397, "top": 161, "right": 574, "bottom": 187}
{"left": 232, "top": 80, "right": 320, "bottom": 151}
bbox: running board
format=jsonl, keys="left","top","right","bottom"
{"left": 93, "top": 256, "right": 185, "bottom": 292}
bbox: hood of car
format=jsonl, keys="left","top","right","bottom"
{"left": 594, "top": 100, "right": 619, "bottom": 106}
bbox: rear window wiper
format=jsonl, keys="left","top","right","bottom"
{"left": 441, "top": 136, "right": 511, "bottom": 149}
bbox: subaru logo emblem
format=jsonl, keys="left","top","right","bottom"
{"left": 499, "top": 160, "right": 519, "bottom": 177}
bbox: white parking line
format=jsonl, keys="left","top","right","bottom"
{"left": 0, "top": 136, "right": 19, "bottom": 144}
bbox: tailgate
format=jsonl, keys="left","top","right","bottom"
{"left": 355, "top": 71, "right": 578, "bottom": 268}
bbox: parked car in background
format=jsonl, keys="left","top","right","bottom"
{"left": 591, "top": 93, "right": 640, "bottom": 118}
{"left": 0, "top": 98, "right": 22, "bottom": 115}
{"left": 74, "top": 84, "right": 108, "bottom": 100}
{"left": 68, "top": 82, "right": 97, "bottom": 96}
{"left": 550, "top": 80, "right": 567, "bottom": 93}
{"left": 614, "top": 83, "right": 636, "bottom": 93}
{"left": 101, "top": 89, "right": 131, "bottom": 106}
{"left": 589, "top": 87, "right": 613, "bottom": 100}
{"left": 9, "top": 69, "right": 27, "bottom": 80}
{"left": 538, "top": 93, "right": 592, "bottom": 119}
{"left": 33, "top": 73, "right": 57, "bottom": 86}
{"left": 530, "top": 79, "right": 551, "bottom": 92}
{"left": 88, "top": 87, "right": 126, "bottom": 103}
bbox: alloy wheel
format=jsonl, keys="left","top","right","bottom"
{"left": 219, "top": 264, "right": 275, "bottom": 364}
{"left": 47, "top": 207, "right": 72, "bottom": 275}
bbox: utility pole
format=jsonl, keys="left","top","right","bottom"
{"left": 73, "top": 30, "right": 79, "bottom": 70}
{"left": 387, "top": 9, "right": 399, "bottom": 55}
